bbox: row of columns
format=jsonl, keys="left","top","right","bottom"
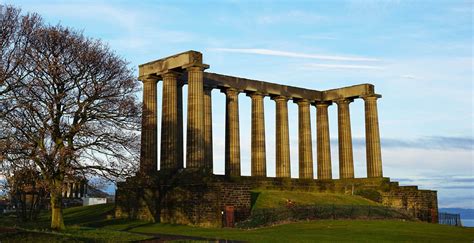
{"left": 221, "top": 92, "right": 383, "bottom": 179}
{"left": 62, "top": 181, "right": 86, "bottom": 199}
{"left": 140, "top": 65, "right": 210, "bottom": 173}
{"left": 139, "top": 69, "right": 383, "bottom": 179}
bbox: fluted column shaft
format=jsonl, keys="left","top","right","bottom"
{"left": 224, "top": 88, "right": 241, "bottom": 176}
{"left": 296, "top": 99, "right": 313, "bottom": 179}
{"left": 186, "top": 66, "right": 205, "bottom": 168}
{"left": 363, "top": 95, "right": 383, "bottom": 178}
{"left": 203, "top": 87, "right": 213, "bottom": 170}
{"left": 249, "top": 93, "right": 266, "bottom": 177}
{"left": 316, "top": 101, "right": 332, "bottom": 180}
{"left": 336, "top": 99, "right": 354, "bottom": 179}
{"left": 140, "top": 76, "right": 158, "bottom": 174}
{"left": 160, "top": 71, "right": 180, "bottom": 170}
{"left": 273, "top": 96, "right": 291, "bottom": 178}
{"left": 177, "top": 82, "right": 184, "bottom": 167}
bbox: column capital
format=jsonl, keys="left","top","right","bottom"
{"left": 221, "top": 87, "right": 240, "bottom": 95}
{"left": 246, "top": 91, "right": 266, "bottom": 99}
{"left": 138, "top": 74, "right": 160, "bottom": 83}
{"left": 361, "top": 94, "right": 382, "bottom": 101}
{"left": 203, "top": 86, "right": 213, "bottom": 93}
{"left": 334, "top": 98, "right": 354, "bottom": 105}
{"left": 185, "top": 64, "right": 210, "bottom": 72}
{"left": 314, "top": 100, "right": 333, "bottom": 107}
{"left": 293, "top": 98, "right": 311, "bottom": 105}
{"left": 271, "top": 95, "right": 289, "bottom": 102}
{"left": 160, "top": 70, "right": 181, "bottom": 79}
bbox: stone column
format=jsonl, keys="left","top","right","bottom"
{"left": 315, "top": 101, "right": 332, "bottom": 180}
{"left": 79, "top": 181, "right": 84, "bottom": 198}
{"left": 186, "top": 66, "right": 206, "bottom": 168}
{"left": 296, "top": 99, "right": 313, "bottom": 179}
{"left": 224, "top": 88, "right": 241, "bottom": 176}
{"left": 160, "top": 71, "right": 181, "bottom": 170}
{"left": 66, "top": 182, "right": 71, "bottom": 198}
{"left": 177, "top": 82, "right": 184, "bottom": 167}
{"left": 73, "top": 183, "right": 78, "bottom": 198}
{"left": 139, "top": 75, "right": 158, "bottom": 174}
{"left": 363, "top": 95, "right": 383, "bottom": 178}
{"left": 70, "top": 183, "right": 74, "bottom": 198}
{"left": 203, "top": 87, "right": 213, "bottom": 170}
{"left": 249, "top": 92, "right": 266, "bottom": 177}
{"left": 273, "top": 96, "right": 291, "bottom": 178}
{"left": 336, "top": 98, "right": 354, "bottom": 179}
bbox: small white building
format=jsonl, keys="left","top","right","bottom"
{"left": 83, "top": 197, "right": 107, "bottom": 206}
{"left": 82, "top": 185, "right": 110, "bottom": 206}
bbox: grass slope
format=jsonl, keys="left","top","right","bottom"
{"left": 252, "top": 190, "right": 379, "bottom": 209}
{"left": 0, "top": 204, "right": 151, "bottom": 242}
{"left": 126, "top": 220, "right": 474, "bottom": 242}
{"left": 1, "top": 199, "right": 473, "bottom": 242}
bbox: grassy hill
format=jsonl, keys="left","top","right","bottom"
{"left": 0, "top": 203, "right": 472, "bottom": 242}
{"left": 0, "top": 204, "right": 151, "bottom": 242}
{"left": 126, "top": 219, "right": 474, "bottom": 242}
{"left": 252, "top": 190, "right": 379, "bottom": 209}
{"left": 242, "top": 189, "right": 411, "bottom": 228}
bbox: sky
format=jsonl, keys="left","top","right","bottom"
{"left": 4, "top": 0, "right": 473, "bottom": 209}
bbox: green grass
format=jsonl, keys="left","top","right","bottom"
{"left": 125, "top": 220, "right": 474, "bottom": 242}
{"left": 1, "top": 200, "right": 473, "bottom": 242}
{"left": 252, "top": 190, "right": 379, "bottom": 209}
{"left": 0, "top": 204, "right": 151, "bottom": 242}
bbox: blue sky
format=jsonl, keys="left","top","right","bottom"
{"left": 5, "top": 0, "right": 472, "bottom": 208}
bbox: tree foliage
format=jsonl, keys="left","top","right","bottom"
{"left": 1, "top": 5, "right": 141, "bottom": 230}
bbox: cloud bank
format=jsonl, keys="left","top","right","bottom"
{"left": 211, "top": 48, "right": 379, "bottom": 62}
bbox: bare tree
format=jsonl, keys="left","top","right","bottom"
{"left": 7, "top": 164, "right": 48, "bottom": 221}
{"left": 1, "top": 6, "right": 141, "bottom": 230}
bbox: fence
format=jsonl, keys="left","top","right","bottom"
{"left": 438, "top": 212, "right": 462, "bottom": 227}
{"left": 237, "top": 204, "right": 418, "bottom": 228}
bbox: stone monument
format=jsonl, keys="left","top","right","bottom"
{"left": 115, "top": 51, "right": 438, "bottom": 226}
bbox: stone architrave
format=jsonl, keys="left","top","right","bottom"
{"left": 335, "top": 98, "right": 355, "bottom": 179}
{"left": 203, "top": 87, "right": 214, "bottom": 170}
{"left": 224, "top": 88, "right": 241, "bottom": 176}
{"left": 296, "top": 99, "right": 313, "bottom": 179}
{"left": 249, "top": 92, "right": 267, "bottom": 177}
{"left": 139, "top": 75, "right": 159, "bottom": 174}
{"left": 363, "top": 94, "right": 383, "bottom": 178}
{"left": 186, "top": 66, "right": 206, "bottom": 168}
{"left": 273, "top": 96, "right": 291, "bottom": 178}
{"left": 315, "top": 101, "right": 332, "bottom": 180}
{"left": 160, "top": 71, "right": 181, "bottom": 170}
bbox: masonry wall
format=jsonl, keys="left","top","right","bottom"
{"left": 381, "top": 186, "right": 438, "bottom": 223}
{"left": 115, "top": 175, "right": 252, "bottom": 227}
{"left": 115, "top": 174, "right": 438, "bottom": 226}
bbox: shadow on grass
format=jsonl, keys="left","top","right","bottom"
{"left": 250, "top": 191, "right": 260, "bottom": 210}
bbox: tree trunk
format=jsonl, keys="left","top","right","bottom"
{"left": 50, "top": 191, "right": 65, "bottom": 230}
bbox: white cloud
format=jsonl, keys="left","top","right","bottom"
{"left": 400, "top": 74, "right": 418, "bottom": 79}
{"left": 211, "top": 48, "right": 380, "bottom": 62}
{"left": 302, "top": 63, "right": 384, "bottom": 70}
{"left": 20, "top": 3, "right": 142, "bottom": 32}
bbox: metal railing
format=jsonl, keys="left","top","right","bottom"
{"left": 438, "top": 212, "right": 462, "bottom": 227}
{"left": 237, "top": 204, "right": 421, "bottom": 228}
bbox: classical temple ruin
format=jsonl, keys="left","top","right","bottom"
{"left": 115, "top": 51, "right": 438, "bottom": 226}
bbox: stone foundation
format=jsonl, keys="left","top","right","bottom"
{"left": 115, "top": 170, "right": 251, "bottom": 227}
{"left": 115, "top": 170, "right": 438, "bottom": 227}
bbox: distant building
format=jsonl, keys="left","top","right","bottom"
{"left": 81, "top": 185, "right": 111, "bottom": 206}
{"left": 61, "top": 179, "right": 111, "bottom": 207}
